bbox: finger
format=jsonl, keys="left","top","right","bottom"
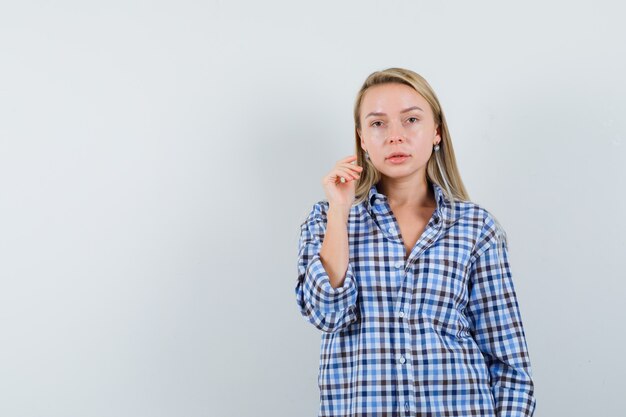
{"left": 336, "top": 166, "right": 363, "bottom": 180}
{"left": 329, "top": 171, "right": 353, "bottom": 185}
{"left": 335, "top": 175, "right": 356, "bottom": 184}
{"left": 334, "top": 167, "right": 360, "bottom": 181}
{"left": 339, "top": 163, "right": 364, "bottom": 173}
{"left": 336, "top": 167, "right": 359, "bottom": 178}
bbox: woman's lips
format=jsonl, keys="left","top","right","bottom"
{"left": 387, "top": 155, "right": 410, "bottom": 164}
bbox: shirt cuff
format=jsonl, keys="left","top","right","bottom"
{"left": 303, "top": 253, "right": 358, "bottom": 314}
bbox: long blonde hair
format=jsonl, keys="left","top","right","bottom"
{"left": 353, "top": 67, "right": 469, "bottom": 208}
{"left": 352, "top": 67, "right": 508, "bottom": 245}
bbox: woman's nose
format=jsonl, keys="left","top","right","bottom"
{"left": 386, "top": 123, "right": 405, "bottom": 142}
{"left": 387, "top": 126, "right": 404, "bottom": 142}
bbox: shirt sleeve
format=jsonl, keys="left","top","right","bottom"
{"left": 294, "top": 202, "right": 359, "bottom": 334}
{"left": 465, "top": 215, "right": 537, "bottom": 417}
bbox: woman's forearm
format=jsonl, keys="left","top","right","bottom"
{"left": 319, "top": 204, "right": 351, "bottom": 289}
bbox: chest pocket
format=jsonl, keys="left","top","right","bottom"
{"left": 410, "top": 246, "right": 473, "bottom": 340}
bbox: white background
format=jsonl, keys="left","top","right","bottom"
{"left": 1, "top": 1, "right": 625, "bottom": 416}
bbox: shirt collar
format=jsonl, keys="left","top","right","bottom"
{"left": 366, "top": 180, "right": 450, "bottom": 222}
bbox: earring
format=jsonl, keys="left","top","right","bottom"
{"left": 433, "top": 143, "right": 440, "bottom": 152}
{"left": 365, "top": 151, "right": 370, "bottom": 160}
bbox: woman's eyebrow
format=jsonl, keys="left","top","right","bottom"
{"left": 365, "top": 106, "right": 424, "bottom": 118}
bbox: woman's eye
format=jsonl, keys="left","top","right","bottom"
{"left": 407, "top": 117, "right": 419, "bottom": 123}
{"left": 371, "top": 121, "right": 383, "bottom": 127}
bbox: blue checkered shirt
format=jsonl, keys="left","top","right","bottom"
{"left": 295, "top": 181, "right": 536, "bottom": 416}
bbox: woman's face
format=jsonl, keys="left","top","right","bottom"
{"left": 358, "top": 82, "right": 440, "bottom": 181}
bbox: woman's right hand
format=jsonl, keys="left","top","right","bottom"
{"left": 321, "top": 155, "right": 364, "bottom": 211}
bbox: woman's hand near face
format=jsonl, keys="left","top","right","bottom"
{"left": 318, "top": 154, "right": 363, "bottom": 289}
{"left": 321, "top": 155, "right": 363, "bottom": 215}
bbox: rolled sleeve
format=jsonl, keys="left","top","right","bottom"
{"left": 294, "top": 202, "right": 359, "bottom": 333}
{"left": 466, "top": 215, "right": 537, "bottom": 416}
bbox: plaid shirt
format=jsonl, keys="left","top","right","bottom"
{"left": 295, "top": 181, "right": 536, "bottom": 417}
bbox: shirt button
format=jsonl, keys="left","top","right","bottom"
{"left": 373, "top": 198, "right": 382, "bottom": 205}
{"left": 394, "top": 260, "right": 403, "bottom": 269}
{"left": 387, "top": 226, "right": 396, "bottom": 234}
{"left": 404, "top": 402, "right": 409, "bottom": 412}
{"left": 399, "top": 310, "right": 404, "bottom": 318}
{"left": 399, "top": 355, "right": 406, "bottom": 364}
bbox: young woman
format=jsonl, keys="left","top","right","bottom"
{"left": 295, "top": 67, "right": 536, "bottom": 417}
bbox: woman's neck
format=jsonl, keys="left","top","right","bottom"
{"left": 378, "top": 178, "right": 435, "bottom": 209}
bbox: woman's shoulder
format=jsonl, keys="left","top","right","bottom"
{"left": 302, "top": 199, "right": 329, "bottom": 218}
{"left": 456, "top": 199, "right": 509, "bottom": 255}
{"left": 299, "top": 198, "right": 366, "bottom": 230}
{"left": 301, "top": 198, "right": 365, "bottom": 217}
{"left": 456, "top": 199, "right": 495, "bottom": 222}
{"left": 451, "top": 196, "right": 502, "bottom": 226}
{"left": 298, "top": 199, "right": 330, "bottom": 231}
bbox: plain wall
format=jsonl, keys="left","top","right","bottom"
{"left": 1, "top": 1, "right": 625, "bottom": 416}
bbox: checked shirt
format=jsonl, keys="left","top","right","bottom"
{"left": 295, "top": 180, "right": 536, "bottom": 416}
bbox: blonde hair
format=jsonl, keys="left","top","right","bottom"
{"left": 352, "top": 67, "right": 508, "bottom": 245}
